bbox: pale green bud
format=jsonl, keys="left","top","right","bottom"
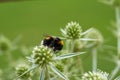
{"left": 32, "top": 45, "right": 54, "bottom": 66}
{"left": 61, "top": 21, "right": 82, "bottom": 39}
{"left": 82, "top": 70, "right": 109, "bottom": 80}
{"left": 16, "top": 65, "right": 31, "bottom": 80}
{"left": 84, "top": 28, "right": 104, "bottom": 48}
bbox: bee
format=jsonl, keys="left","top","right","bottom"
{"left": 42, "top": 35, "right": 63, "bottom": 52}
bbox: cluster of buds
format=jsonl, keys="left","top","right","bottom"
{"left": 31, "top": 45, "right": 54, "bottom": 66}
{"left": 61, "top": 21, "right": 82, "bottom": 39}
{"left": 84, "top": 28, "right": 104, "bottom": 48}
{"left": 16, "top": 65, "right": 31, "bottom": 80}
{"left": 82, "top": 70, "right": 109, "bottom": 80}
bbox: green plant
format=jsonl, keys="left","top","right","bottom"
{"left": 99, "top": 0, "right": 120, "bottom": 80}
{"left": 1, "top": 1, "right": 120, "bottom": 80}
{"left": 15, "top": 41, "right": 85, "bottom": 80}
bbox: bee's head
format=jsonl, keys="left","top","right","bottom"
{"left": 42, "top": 36, "right": 54, "bottom": 46}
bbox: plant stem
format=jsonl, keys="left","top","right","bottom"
{"left": 92, "top": 48, "right": 97, "bottom": 72}
{"left": 116, "top": 7, "right": 120, "bottom": 58}
{"left": 109, "top": 6, "right": 120, "bottom": 80}
{"left": 70, "top": 39, "right": 74, "bottom": 52}
{"left": 66, "top": 40, "right": 71, "bottom": 53}
{"left": 77, "top": 56, "right": 84, "bottom": 74}
{"left": 45, "top": 65, "right": 50, "bottom": 80}
{"left": 109, "top": 65, "right": 120, "bottom": 80}
{"left": 71, "top": 39, "right": 84, "bottom": 74}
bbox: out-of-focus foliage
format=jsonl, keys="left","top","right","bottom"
{"left": 0, "top": 0, "right": 119, "bottom": 80}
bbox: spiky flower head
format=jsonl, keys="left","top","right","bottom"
{"left": 82, "top": 70, "right": 109, "bottom": 80}
{"left": 84, "top": 28, "right": 104, "bottom": 47}
{"left": 61, "top": 21, "right": 82, "bottom": 39}
{"left": 16, "top": 64, "right": 31, "bottom": 80}
{"left": 0, "top": 35, "right": 12, "bottom": 54}
{"left": 31, "top": 45, "right": 54, "bottom": 66}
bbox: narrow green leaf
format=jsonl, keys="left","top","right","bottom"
{"left": 15, "top": 65, "right": 38, "bottom": 80}
{"left": 58, "top": 37, "right": 66, "bottom": 40}
{"left": 60, "top": 28, "right": 66, "bottom": 35}
{"left": 50, "top": 64, "right": 69, "bottom": 80}
{"left": 80, "top": 38, "right": 98, "bottom": 41}
{"left": 40, "top": 67, "right": 45, "bottom": 80}
{"left": 55, "top": 52, "right": 85, "bottom": 60}
{"left": 81, "top": 28, "right": 93, "bottom": 36}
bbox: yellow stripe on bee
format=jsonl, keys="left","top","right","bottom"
{"left": 45, "top": 36, "right": 51, "bottom": 40}
{"left": 58, "top": 41, "right": 64, "bottom": 45}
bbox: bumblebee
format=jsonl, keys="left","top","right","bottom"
{"left": 42, "top": 36, "right": 63, "bottom": 52}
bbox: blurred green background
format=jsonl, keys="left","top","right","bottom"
{"left": 0, "top": 0, "right": 118, "bottom": 79}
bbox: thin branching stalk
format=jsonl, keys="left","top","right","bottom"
{"left": 109, "top": 6, "right": 120, "bottom": 80}
{"left": 66, "top": 40, "right": 70, "bottom": 53}
{"left": 45, "top": 65, "right": 50, "bottom": 80}
{"left": 116, "top": 7, "right": 120, "bottom": 57}
{"left": 109, "top": 65, "right": 120, "bottom": 80}
{"left": 70, "top": 39, "right": 74, "bottom": 52}
{"left": 71, "top": 39, "right": 84, "bottom": 74}
{"left": 65, "top": 39, "right": 84, "bottom": 76}
{"left": 92, "top": 48, "right": 97, "bottom": 72}
{"left": 77, "top": 56, "right": 84, "bottom": 74}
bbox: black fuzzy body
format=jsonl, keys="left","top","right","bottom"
{"left": 42, "top": 36, "right": 63, "bottom": 52}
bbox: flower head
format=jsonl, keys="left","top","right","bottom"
{"left": 61, "top": 21, "right": 82, "bottom": 39}
{"left": 16, "top": 64, "right": 31, "bottom": 80}
{"left": 84, "top": 28, "right": 104, "bottom": 48}
{"left": 82, "top": 70, "right": 109, "bottom": 80}
{"left": 31, "top": 45, "right": 54, "bottom": 66}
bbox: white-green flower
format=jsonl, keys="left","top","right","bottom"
{"left": 16, "top": 38, "right": 85, "bottom": 80}
{"left": 61, "top": 21, "right": 82, "bottom": 39}
{"left": 16, "top": 64, "right": 31, "bottom": 80}
{"left": 83, "top": 28, "right": 104, "bottom": 48}
{"left": 31, "top": 45, "right": 54, "bottom": 66}
{"left": 82, "top": 70, "right": 109, "bottom": 80}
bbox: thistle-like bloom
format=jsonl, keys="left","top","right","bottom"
{"left": 82, "top": 70, "right": 109, "bottom": 80}
{"left": 84, "top": 28, "right": 104, "bottom": 47}
{"left": 61, "top": 21, "right": 82, "bottom": 39}
{"left": 16, "top": 65, "right": 31, "bottom": 80}
{"left": 31, "top": 45, "right": 54, "bottom": 66}
{"left": 16, "top": 39, "right": 85, "bottom": 80}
